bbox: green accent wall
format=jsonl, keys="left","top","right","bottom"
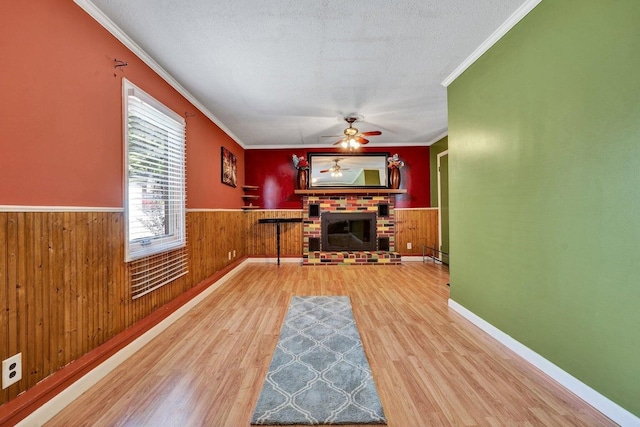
{"left": 448, "top": 0, "right": 640, "bottom": 418}
{"left": 364, "top": 169, "right": 381, "bottom": 185}
{"left": 429, "top": 136, "right": 448, "bottom": 207}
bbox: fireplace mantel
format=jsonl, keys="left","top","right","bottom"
{"left": 294, "top": 189, "right": 406, "bottom": 195}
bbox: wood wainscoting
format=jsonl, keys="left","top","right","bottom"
{"left": 241, "top": 208, "right": 439, "bottom": 258}
{"left": 243, "top": 210, "right": 304, "bottom": 257}
{"left": 394, "top": 208, "right": 439, "bottom": 256}
{"left": 0, "top": 210, "right": 246, "bottom": 409}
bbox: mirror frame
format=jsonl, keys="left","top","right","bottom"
{"left": 308, "top": 152, "right": 390, "bottom": 189}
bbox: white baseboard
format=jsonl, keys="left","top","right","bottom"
{"left": 402, "top": 255, "right": 447, "bottom": 264}
{"left": 399, "top": 256, "right": 424, "bottom": 262}
{"left": 245, "top": 256, "right": 439, "bottom": 264}
{"left": 245, "top": 257, "right": 303, "bottom": 264}
{"left": 448, "top": 298, "right": 639, "bottom": 427}
{"left": 17, "top": 261, "right": 249, "bottom": 427}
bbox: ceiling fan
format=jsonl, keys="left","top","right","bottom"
{"left": 320, "top": 158, "right": 350, "bottom": 177}
{"left": 330, "top": 116, "right": 382, "bottom": 149}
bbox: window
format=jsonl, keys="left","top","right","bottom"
{"left": 123, "top": 79, "right": 188, "bottom": 298}
{"left": 123, "top": 79, "right": 186, "bottom": 262}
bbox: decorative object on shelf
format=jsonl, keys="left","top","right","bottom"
{"left": 221, "top": 146, "right": 237, "bottom": 187}
{"left": 242, "top": 185, "right": 260, "bottom": 210}
{"left": 387, "top": 153, "right": 405, "bottom": 189}
{"left": 292, "top": 154, "right": 309, "bottom": 189}
{"left": 297, "top": 169, "right": 308, "bottom": 190}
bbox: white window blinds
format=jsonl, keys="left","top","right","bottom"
{"left": 123, "top": 79, "right": 187, "bottom": 298}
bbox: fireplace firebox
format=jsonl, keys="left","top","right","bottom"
{"left": 321, "top": 212, "right": 377, "bottom": 251}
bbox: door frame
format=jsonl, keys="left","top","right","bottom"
{"left": 437, "top": 150, "right": 448, "bottom": 262}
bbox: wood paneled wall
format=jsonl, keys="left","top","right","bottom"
{"left": 189, "top": 211, "right": 246, "bottom": 278}
{"left": 0, "top": 210, "right": 246, "bottom": 406}
{"left": 242, "top": 208, "right": 439, "bottom": 257}
{"left": 0, "top": 207, "right": 436, "bottom": 408}
{"left": 244, "top": 210, "right": 304, "bottom": 256}
{"left": 394, "top": 208, "right": 439, "bottom": 255}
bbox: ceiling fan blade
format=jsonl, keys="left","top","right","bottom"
{"left": 360, "top": 131, "right": 382, "bottom": 136}
{"left": 355, "top": 136, "right": 370, "bottom": 144}
{"left": 320, "top": 169, "right": 330, "bottom": 173}
{"left": 332, "top": 139, "right": 346, "bottom": 145}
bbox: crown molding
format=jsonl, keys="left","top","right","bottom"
{"left": 246, "top": 132, "right": 449, "bottom": 150}
{"left": 426, "top": 130, "right": 449, "bottom": 146}
{"left": 246, "top": 142, "right": 429, "bottom": 150}
{"left": 441, "top": 0, "right": 542, "bottom": 87}
{"left": 73, "top": 0, "right": 246, "bottom": 149}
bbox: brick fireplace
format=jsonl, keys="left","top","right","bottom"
{"left": 301, "top": 194, "right": 401, "bottom": 265}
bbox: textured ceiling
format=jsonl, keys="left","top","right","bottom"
{"left": 84, "top": 0, "right": 531, "bottom": 148}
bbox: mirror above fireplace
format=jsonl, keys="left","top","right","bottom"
{"left": 308, "top": 152, "right": 390, "bottom": 189}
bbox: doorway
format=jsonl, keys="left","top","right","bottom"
{"left": 437, "top": 151, "right": 449, "bottom": 264}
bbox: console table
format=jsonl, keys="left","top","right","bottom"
{"left": 258, "top": 218, "right": 303, "bottom": 265}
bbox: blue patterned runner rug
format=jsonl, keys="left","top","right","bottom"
{"left": 251, "top": 296, "right": 387, "bottom": 425}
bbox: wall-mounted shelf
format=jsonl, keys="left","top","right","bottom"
{"left": 242, "top": 185, "right": 261, "bottom": 210}
{"left": 294, "top": 189, "right": 406, "bottom": 195}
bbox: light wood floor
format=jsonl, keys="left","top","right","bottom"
{"left": 46, "top": 263, "right": 614, "bottom": 426}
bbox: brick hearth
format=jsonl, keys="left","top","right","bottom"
{"left": 304, "top": 250, "right": 402, "bottom": 266}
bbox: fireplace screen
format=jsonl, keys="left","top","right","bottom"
{"left": 321, "top": 212, "right": 377, "bottom": 251}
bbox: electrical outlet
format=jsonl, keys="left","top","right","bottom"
{"left": 233, "top": 249, "right": 236, "bottom": 258}
{"left": 228, "top": 251, "right": 231, "bottom": 260}
{"left": 407, "top": 242, "right": 412, "bottom": 250}
{"left": 2, "top": 353, "right": 22, "bottom": 389}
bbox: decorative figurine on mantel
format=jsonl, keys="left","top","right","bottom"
{"left": 292, "top": 154, "right": 309, "bottom": 189}
{"left": 387, "top": 153, "right": 405, "bottom": 189}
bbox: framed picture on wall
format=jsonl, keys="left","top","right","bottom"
{"left": 221, "top": 146, "right": 237, "bottom": 187}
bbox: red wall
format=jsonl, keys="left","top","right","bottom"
{"left": 1, "top": 2, "right": 430, "bottom": 210}
{"left": 0, "top": 2, "right": 243, "bottom": 209}
{"left": 245, "top": 147, "right": 430, "bottom": 209}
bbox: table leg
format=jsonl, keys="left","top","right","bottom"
{"left": 276, "top": 221, "right": 281, "bottom": 266}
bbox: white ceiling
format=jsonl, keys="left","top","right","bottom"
{"left": 81, "top": 0, "right": 535, "bottom": 149}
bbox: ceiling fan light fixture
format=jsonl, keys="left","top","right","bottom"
{"left": 344, "top": 127, "right": 358, "bottom": 136}
{"left": 333, "top": 115, "right": 381, "bottom": 150}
